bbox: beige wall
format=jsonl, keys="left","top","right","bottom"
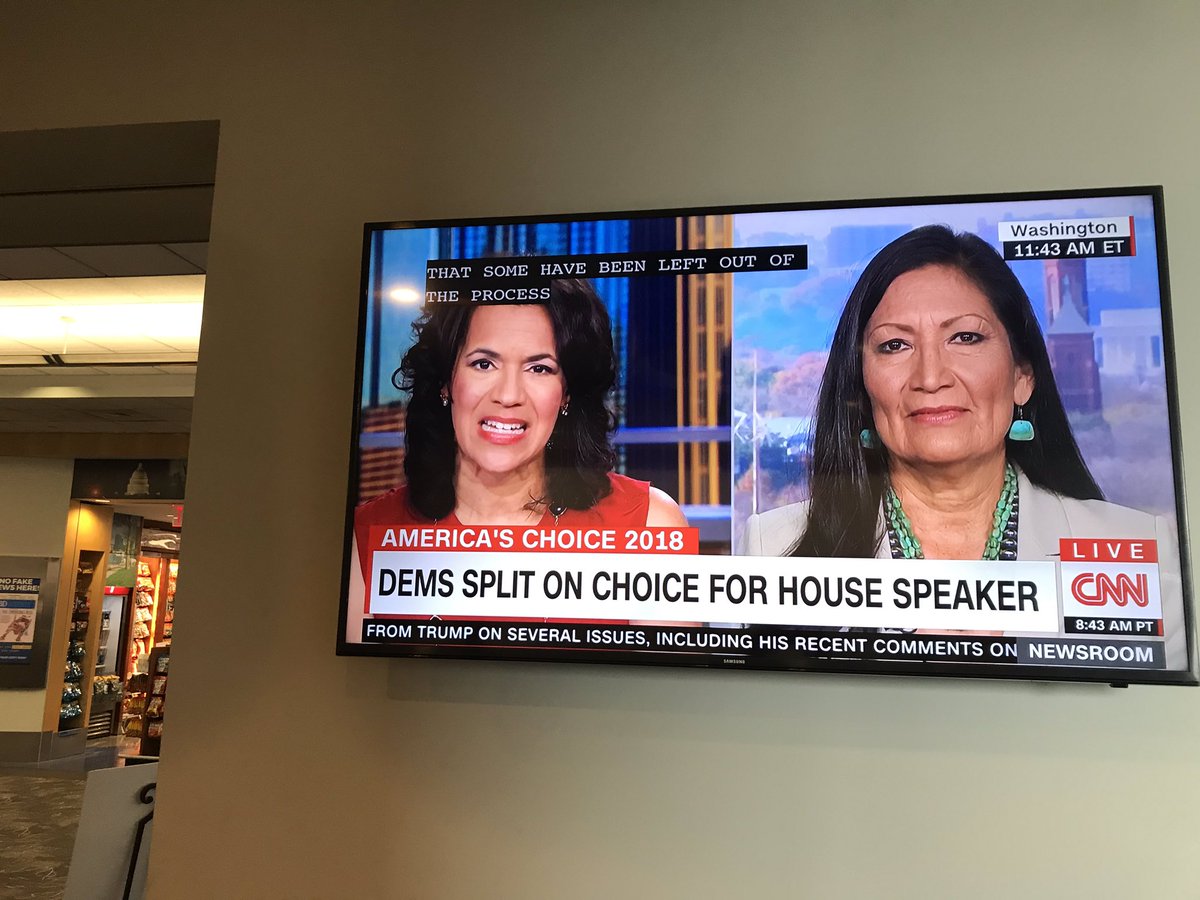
{"left": 0, "top": 458, "right": 74, "bottom": 731}
{"left": 0, "top": 672, "right": 45, "bottom": 733}
{"left": 0, "top": 458, "right": 73, "bottom": 558}
{"left": 4, "top": 2, "right": 1199, "bottom": 896}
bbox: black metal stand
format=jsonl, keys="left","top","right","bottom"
{"left": 122, "top": 782, "right": 156, "bottom": 900}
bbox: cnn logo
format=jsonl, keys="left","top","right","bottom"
{"left": 1070, "top": 572, "right": 1150, "bottom": 607}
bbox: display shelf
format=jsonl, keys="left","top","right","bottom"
{"left": 162, "top": 558, "right": 177, "bottom": 640}
{"left": 139, "top": 645, "right": 169, "bottom": 756}
{"left": 125, "top": 558, "right": 159, "bottom": 679}
{"left": 120, "top": 688, "right": 147, "bottom": 737}
{"left": 58, "top": 552, "right": 102, "bottom": 732}
{"left": 116, "top": 546, "right": 179, "bottom": 753}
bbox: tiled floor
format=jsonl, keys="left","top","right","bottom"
{"left": 0, "top": 736, "right": 148, "bottom": 900}
{"left": 0, "top": 770, "right": 86, "bottom": 900}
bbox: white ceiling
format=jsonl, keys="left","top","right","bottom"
{"left": 0, "top": 272, "right": 204, "bottom": 301}
{"left": 1, "top": 121, "right": 216, "bottom": 435}
{"left": 0, "top": 272, "right": 203, "bottom": 432}
{"left": 0, "top": 273, "right": 203, "bottom": 363}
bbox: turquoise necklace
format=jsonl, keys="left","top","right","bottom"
{"left": 884, "top": 463, "right": 1019, "bottom": 561}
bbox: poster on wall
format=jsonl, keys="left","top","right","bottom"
{"left": 71, "top": 459, "right": 188, "bottom": 502}
{"left": 338, "top": 186, "right": 1195, "bottom": 686}
{"left": 0, "top": 575, "right": 40, "bottom": 664}
{"left": 105, "top": 514, "right": 142, "bottom": 589}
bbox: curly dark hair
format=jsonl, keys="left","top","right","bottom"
{"left": 793, "top": 224, "right": 1102, "bottom": 558}
{"left": 397, "top": 279, "right": 617, "bottom": 519}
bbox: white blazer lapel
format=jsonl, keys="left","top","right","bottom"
{"left": 1015, "top": 469, "right": 1070, "bottom": 561}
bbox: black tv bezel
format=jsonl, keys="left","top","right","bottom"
{"left": 336, "top": 185, "right": 1197, "bottom": 688}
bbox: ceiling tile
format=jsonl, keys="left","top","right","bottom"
{"left": 119, "top": 274, "right": 205, "bottom": 300}
{"left": 64, "top": 351, "right": 197, "bottom": 364}
{"left": 0, "top": 392, "right": 195, "bottom": 432}
{"left": 158, "top": 337, "right": 201, "bottom": 352}
{"left": 162, "top": 242, "right": 208, "bottom": 270}
{"left": 16, "top": 337, "right": 107, "bottom": 355}
{"left": 87, "top": 362, "right": 191, "bottom": 374}
{"left": 6, "top": 274, "right": 203, "bottom": 303}
{"left": 0, "top": 248, "right": 102, "bottom": 279}
{"left": 0, "top": 281, "right": 61, "bottom": 302}
{"left": 55, "top": 244, "right": 204, "bottom": 277}
{"left": 0, "top": 338, "right": 43, "bottom": 352}
{"left": 72, "top": 336, "right": 175, "bottom": 353}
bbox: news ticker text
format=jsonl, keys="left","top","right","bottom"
{"left": 359, "top": 621, "right": 1166, "bottom": 670}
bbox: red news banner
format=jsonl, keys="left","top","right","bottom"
{"left": 1059, "top": 539, "right": 1164, "bottom": 637}
{"left": 369, "top": 525, "right": 698, "bottom": 556}
{"left": 362, "top": 524, "right": 1063, "bottom": 633}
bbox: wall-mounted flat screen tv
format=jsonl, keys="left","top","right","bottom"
{"left": 339, "top": 187, "right": 1196, "bottom": 686}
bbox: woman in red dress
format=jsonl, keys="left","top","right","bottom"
{"left": 347, "top": 278, "right": 687, "bottom": 631}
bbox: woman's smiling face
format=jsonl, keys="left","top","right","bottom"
{"left": 447, "top": 304, "right": 566, "bottom": 481}
{"left": 861, "top": 264, "right": 1034, "bottom": 472}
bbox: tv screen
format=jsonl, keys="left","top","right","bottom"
{"left": 339, "top": 186, "right": 1196, "bottom": 686}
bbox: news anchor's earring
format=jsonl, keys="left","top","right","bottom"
{"left": 859, "top": 428, "right": 879, "bottom": 450}
{"left": 560, "top": 403, "right": 569, "bottom": 416}
{"left": 1008, "top": 406, "right": 1034, "bottom": 441}
{"left": 440, "top": 391, "right": 449, "bottom": 407}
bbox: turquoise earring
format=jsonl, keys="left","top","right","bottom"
{"left": 859, "top": 428, "right": 879, "bottom": 450}
{"left": 1008, "top": 406, "right": 1034, "bottom": 442}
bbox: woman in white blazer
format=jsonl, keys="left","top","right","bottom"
{"left": 741, "top": 226, "right": 1185, "bottom": 666}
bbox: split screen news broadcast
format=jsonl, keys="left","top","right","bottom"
{"left": 338, "top": 187, "right": 1197, "bottom": 686}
